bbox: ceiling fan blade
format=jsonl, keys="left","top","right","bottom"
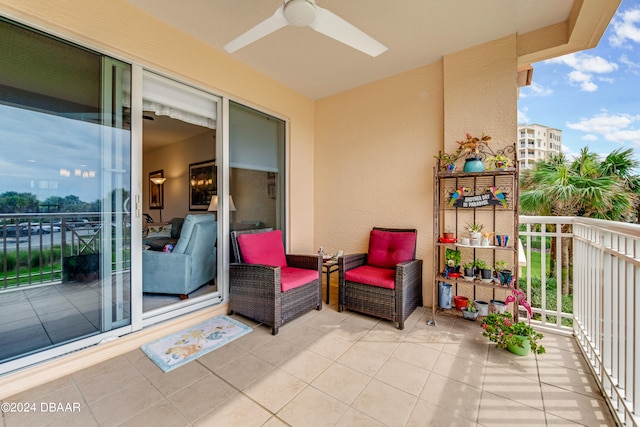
{"left": 224, "top": 6, "right": 288, "bottom": 53}
{"left": 310, "top": 6, "right": 387, "bottom": 57}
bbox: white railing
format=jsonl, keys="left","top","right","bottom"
{"left": 519, "top": 216, "right": 574, "bottom": 331}
{"left": 521, "top": 215, "right": 640, "bottom": 426}
{"left": 572, "top": 217, "right": 640, "bottom": 427}
{"left": 1, "top": 213, "right": 131, "bottom": 290}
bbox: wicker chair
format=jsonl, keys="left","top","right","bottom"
{"left": 339, "top": 227, "right": 422, "bottom": 330}
{"left": 229, "top": 228, "right": 322, "bottom": 335}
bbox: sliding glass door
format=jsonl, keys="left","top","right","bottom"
{"left": 141, "top": 71, "right": 222, "bottom": 320}
{"left": 0, "top": 18, "right": 131, "bottom": 371}
{"left": 229, "top": 102, "right": 286, "bottom": 238}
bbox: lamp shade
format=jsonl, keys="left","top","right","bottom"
{"left": 150, "top": 177, "right": 166, "bottom": 185}
{"left": 207, "top": 195, "right": 236, "bottom": 212}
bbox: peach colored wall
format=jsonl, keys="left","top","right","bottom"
{"left": 143, "top": 131, "right": 215, "bottom": 220}
{"left": 315, "top": 63, "right": 444, "bottom": 306}
{"left": 443, "top": 36, "right": 518, "bottom": 305}
{"left": 0, "top": 0, "right": 315, "bottom": 252}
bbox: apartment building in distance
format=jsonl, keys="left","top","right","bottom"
{"left": 517, "top": 123, "right": 563, "bottom": 169}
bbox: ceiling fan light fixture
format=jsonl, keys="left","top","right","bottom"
{"left": 283, "top": 0, "right": 316, "bottom": 27}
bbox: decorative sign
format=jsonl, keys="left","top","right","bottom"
{"left": 449, "top": 187, "right": 508, "bottom": 208}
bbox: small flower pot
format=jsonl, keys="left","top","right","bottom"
{"left": 443, "top": 232, "right": 455, "bottom": 240}
{"left": 469, "top": 232, "right": 481, "bottom": 246}
{"left": 498, "top": 270, "right": 512, "bottom": 286}
{"left": 462, "top": 308, "right": 479, "bottom": 321}
{"left": 445, "top": 266, "right": 460, "bottom": 277}
{"left": 480, "top": 268, "right": 493, "bottom": 280}
{"left": 463, "top": 157, "right": 485, "bottom": 173}
{"left": 507, "top": 335, "right": 531, "bottom": 356}
{"left": 474, "top": 300, "right": 489, "bottom": 316}
{"left": 453, "top": 295, "right": 469, "bottom": 311}
{"left": 490, "top": 299, "right": 507, "bottom": 314}
{"left": 464, "top": 267, "right": 475, "bottom": 278}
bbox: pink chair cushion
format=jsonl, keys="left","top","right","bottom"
{"left": 237, "top": 230, "right": 287, "bottom": 267}
{"left": 367, "top": 230, "right": 416, "bottom": 269}
{"left": 345, "top": 265, "right": 395, "bottom": 289}
{"left": 281, "top": 266, "right": 318, "bottom": 292}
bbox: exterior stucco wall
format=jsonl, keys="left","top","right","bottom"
{"left": 0, "top": 0, "right": 315, "bottom": 252}
{"left": 314, "top": 36, "right": 517, "bottom": 307}
{"left": 443, "top": 35, "right": 518, "bottom": 305}
{"left": 314, "top": 63, "right": 443, "bottom": 306}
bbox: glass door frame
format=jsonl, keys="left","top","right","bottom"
{"left": 136, "top": 68, "right": 225, "bottom": 328}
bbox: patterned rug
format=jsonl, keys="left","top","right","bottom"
{"left": 141, "top": 315, "right": 252, "bottom": 372}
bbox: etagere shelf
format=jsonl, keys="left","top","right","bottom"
{"left": 429, "top": 144, "right": 519, "bottom": 326}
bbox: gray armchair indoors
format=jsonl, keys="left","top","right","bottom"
{"left": 143, "top": 214, "right": 217, "bottom": 299}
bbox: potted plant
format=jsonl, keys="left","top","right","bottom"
{"left": 434, "top": 151, "right": 461, "bottom": 173}
{"left": 474, "top": 259, "right": 492, "bottom": 280}
{"left": 456, "top": 132, "right": 491, "bottom": 173}
{"left": 481, "top": 312, "right": 545, "bottom": 355}
{"left": 462, "top": 299, "right": 478, "bottom": 321}
{"left": 494, "top": 260, "right": 512, "bottom": 286}
{"left": 442, "top": 226, "right": 455, "bottom": 240}
{"left": 486, "top": 153, "right": 513, "bottom": 170}
{"left": 466, "top": 222, "right": 484, "bottom": 245}
{"left": 463, "top": 260, "right": 475, "bottom": 278}
{"left": 444, "top": 248, "right": 461, "bottom": 277}
{"left": 481, "top": 231, "right": 494, "bottom": 246}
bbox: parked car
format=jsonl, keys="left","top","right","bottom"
{"left": 40, "top": 225, "right": 61, "bottom": 233}
{"left": 18, "top": 223, "right": 46, "bottom": 234}
{"left": 68, "top": 219, "right": 91, "bottom": 229}
{"left": 2, "top": 225, "right": 19, "bottom": 237}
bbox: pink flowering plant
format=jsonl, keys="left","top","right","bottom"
{"left": 481, "top": 289, "right": 545, "bottom": 355}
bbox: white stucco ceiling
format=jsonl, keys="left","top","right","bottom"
{"left": 128, "top": 0, "right": 576, "bottom": 100}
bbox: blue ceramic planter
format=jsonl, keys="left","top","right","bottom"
{"left": 463, "top": 157, "right": 485, "bottom": 173}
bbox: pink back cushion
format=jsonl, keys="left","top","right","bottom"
{"left": 367, "top": 229, "right": 416, "bottom": 269}
{"left": 237, "top": 230, "right": 287, "bottom": 267}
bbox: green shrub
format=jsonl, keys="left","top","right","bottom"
{"left": 518, "top": 277, "right": 573, "bottom": 327}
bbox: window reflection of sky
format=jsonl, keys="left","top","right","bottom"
{"left": 0, "top": 104, "right": 130, "bottom": 203}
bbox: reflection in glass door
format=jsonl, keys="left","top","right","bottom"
{"left": 0, "top": 18, "right": 131, "bottom": 372}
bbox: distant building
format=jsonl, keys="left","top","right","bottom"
{"left": 517, "top": 124, "right": 563, "bottom": 169}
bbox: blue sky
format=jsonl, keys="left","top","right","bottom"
{"left": 518, "top": 0, "right": 640, "bottom": 161}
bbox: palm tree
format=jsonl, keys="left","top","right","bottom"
{"left": 520, "top": 148, "right": 639, "bottom": 295}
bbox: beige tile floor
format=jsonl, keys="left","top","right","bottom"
{"left": 1, "top": 285, "right": 617, "bottom": 427}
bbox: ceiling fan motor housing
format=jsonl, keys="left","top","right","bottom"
{"left": 284, "top": 0, "right": 317, "bottom": 26}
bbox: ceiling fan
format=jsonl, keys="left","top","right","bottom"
{"left": 224, "top": 0, "right": 388, "bottom": 57}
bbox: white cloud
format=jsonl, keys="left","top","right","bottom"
{"left": 606, "top": 129, "right": 640, "bottom": 145}
{"left": 567, "top": 113, "right": 640, "bottom": 147}
{"left": 568, "top": 70, "right": 598, "bottom": 91}
{"left": 567, "top": 113, "right": 634, "bottom": 134}
{"left": 525, "top": 82, "right": 553, "bottom": 97}
{"left": 609, "top": 8, "right": 640, "bottom": 47}
{"left": 546, "top": 52, "right": 618, "bottom": 92}
{"left": 518, "top": 107, "right": 529, "bottom": 124}
{"left": 619, "top": 54, "right": 640, "bottom": 74}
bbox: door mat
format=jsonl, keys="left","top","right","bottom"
{"left": 141, "top": 315, "right": 252, "bottom": 372}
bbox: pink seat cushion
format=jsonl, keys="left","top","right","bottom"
{"left": 237, "top": 230, "right": 287, "bottom": 267}
{"left": 345, "top": 265, "right": 395, "bottom": 289}
{"left": 367, "top": 230, "right": 416, "bottom": 269}
{"left": 281, "top": 267, "right": 318, "bottom": 292}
